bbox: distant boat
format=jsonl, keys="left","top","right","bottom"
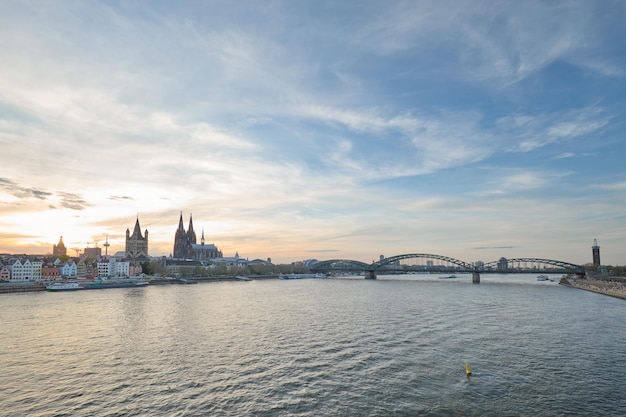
{"left": 279, "top": 273, "right": 326, "bottom": 280}
{"left": 537, "top": 275, "right": 550, "bottom": 281}
{"left": 47, "top": 280, "right": 149, "bottom": 291}
{"left": 46, "top": 282, "right": 82, "bottom": 291}
{"left": 438, "top": 275, "right": 458, "bottom": 279}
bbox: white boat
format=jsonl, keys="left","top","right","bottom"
{"left": 537, "top": 275, "right": 550, "bottom": 281}
{"left": 46, "top": 282, "right": 82, "bottom": 291}
{"left": 279, "top": 273, "right": 326, "bottom": 279}
{"left": 47, "top": 280, "right": 149, "bottom": 291}
{"left": 438, "top": 275, "right": 458, "bottom": 279}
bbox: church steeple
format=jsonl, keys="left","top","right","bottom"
{"left": 131, "top": 217, "right": 144, "bottom": 239}
{"left": 201, "top": 229, "right": 205, "bottom": 246}
{"left": 53, "top": 235, "right": 67, "bottom": 256}
{"left": 187, "top": 213, "right": 197, "bottom": 245}
{"left": 125, "top": 217, "right": 149, "bottom": 261}
{"left": 177, "top": 211, "right": 185, "bottom": 232}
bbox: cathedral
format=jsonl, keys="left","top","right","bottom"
{"left": 173, "top": 213, "right": 223, "bottom": 261}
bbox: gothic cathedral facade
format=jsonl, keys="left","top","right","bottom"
{"left": 173, "top": 213, "right": 222, "bottom": 261}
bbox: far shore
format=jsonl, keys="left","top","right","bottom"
{"left": 561, "top": 276, "right": 626, "bottom": 300}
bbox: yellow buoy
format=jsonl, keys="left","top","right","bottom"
{"left": 465, "top": 363, "right": 471, "bottom": 376}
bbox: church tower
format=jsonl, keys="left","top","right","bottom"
{"left": 126, "top": 217, "right": 148, "bottom": 260}
{"left": 125, "top": 217, "right": 149, "bottom": 261}
{"left": 173, "top": 212, "right": 189, "bottom": 259}
{"left": 187, "top": 213, "right": 197, "bottom": 245}
{"left": 53, "top": 236, "right": 67, "bottom": 256}
{"left": 592, "top": 238, "right": 601, "bottom": 266}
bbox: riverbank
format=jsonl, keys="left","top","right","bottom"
{"left": 0, "top": 275, "right": 279, "bottom": 294}
{"left": 0, "top": 283, "right": 46, "bottom": 293}
{"left": 561, "top": 276, "right": 626, "bottom": 300}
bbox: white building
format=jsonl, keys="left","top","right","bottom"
{"left": 97, "top": 260, "right": 112, "bottom": 277}
{"left": 115, "top": 261, "right": 130, "bottom": 277}
{"left": 7, "top": 259, "right": 43, "bottom": 282}
{"left": 96, "top": 259, "right": 131, "bottom": 278}
{"left": 59, "top": 261, "right": 77, "bottom": 277}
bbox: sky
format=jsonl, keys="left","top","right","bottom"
{"left": 1, "top": 0, "right": 625, "bottom": 266}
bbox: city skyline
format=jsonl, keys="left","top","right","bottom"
{"left": 1, "top": 1, "right": 625, "bottom": 265}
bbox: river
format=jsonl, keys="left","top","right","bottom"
{"left": 1, "top": 274, "right": 625, "bottom": 416}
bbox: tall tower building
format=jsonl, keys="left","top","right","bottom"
{"left": 125, "top": 217, "right": 149, "bottom": 261}
{"left": 173, "top": 212, "right": 190, "bottom": 259}
{"left": 592, "top": 238, "right": 601, "bottom": 266}
{"left": 187, "top": 213, "right": 197, "bottom": 245}
{"left": 53, "top": 236, "right": 67, "bottom": 256}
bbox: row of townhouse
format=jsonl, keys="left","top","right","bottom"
{"left": 0, "top": 259, "right": 43, "bottom": 282}
{"left": 0, "top": 258, "right": 139, "bottom": 282}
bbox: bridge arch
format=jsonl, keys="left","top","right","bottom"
{"left": 482, "top": 258, "right": 584, "bottom": 273}
{"left": 373, "top": 254, "right": 475, "bottom": 271}
{"left": 311, "top": 259, "right": 371, "bottom": 272}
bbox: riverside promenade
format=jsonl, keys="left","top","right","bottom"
{"left": 561, "top": 276, "right": 626, "bottom": 300}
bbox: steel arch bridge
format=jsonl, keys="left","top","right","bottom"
{"left": 372, "top": 253, "right": 475, "bottom": 271}
{"left": 311, "top": 259, "right": 371, "bottom": 272}
{"left": 310, "top": 253, "right": 585, "bottom": 282}
{"left": 482, "top": 258, "right": 584, "bottom": 273}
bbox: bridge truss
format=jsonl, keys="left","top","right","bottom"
{"left": 481, "top": 258, "right": 584, "bottom": 273}
{"left": 311, "top": 259, "right": 371, "bottom": 272}
{"left": 372, "top": 253, "right": 475, "bottom": 271}
{"left": 311, "top": 254, "right": 584, "bottom": 276}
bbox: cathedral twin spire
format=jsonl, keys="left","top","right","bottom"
{"left": 173, "top": 212, "right": 197, "bottom": 258}
{"left": 173, "top": 212, "right": 222, "bottom": 260}
{"left": 177, "top": 212, "right": 196, "bottom": 244}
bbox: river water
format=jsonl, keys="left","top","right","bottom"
{"left": 2, "top": 274, "right": 625, "bottom": 416}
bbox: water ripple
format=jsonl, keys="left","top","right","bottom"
{"left": 2, "top": 277, "right": 626, "bottom": 416}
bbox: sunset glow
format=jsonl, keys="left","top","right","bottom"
{"left": 1, "top": 1, "right": 625, "bottom": 265}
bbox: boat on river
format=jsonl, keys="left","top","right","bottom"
{"left": 46, "top": 282, "right": 82, "bottom": 291}
{"left": 46, "top": 280, "right": 149, "bottom": 291}
{"left": 279, "top": 273, "right": 326, "bottom": 280}
{"left": 438, "top": 275, "right": 458, "bottom": 279}
{"left": 537, "top": 275, "right": 550, "bottom": 281}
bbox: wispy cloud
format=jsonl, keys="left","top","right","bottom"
{"left": 599, "top": 182, "right": 626, "bottom": 191}
{"left": 0, "top": 178, "right": 52, "bottom": 200}
{"left": 496, "top": 106, "right": 611, "bottom": 152}
{"left": 0, "top": 1, "right": 624, "bottom": 263}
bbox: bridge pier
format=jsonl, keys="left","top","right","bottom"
{"left": 472, "top": 272, "right": 480, "bottom": 284}
{"left": 365, "top": 271, "right": 377, "bottom": 280}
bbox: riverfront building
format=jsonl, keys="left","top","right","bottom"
{"left": 6, "top": 258, "right": 42, "bottom": 282}
{"left": 0, "top": 264, "right": 10, "bottom": 281}
{"left": 97, "top": 259, "right": 132, "bottom": 278}
{"left": 58, "top": 261, "right": 77, "bottom": 277}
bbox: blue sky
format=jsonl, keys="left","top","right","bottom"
{"left": 1, "top": 0, "right": 625, "bottom": 265}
